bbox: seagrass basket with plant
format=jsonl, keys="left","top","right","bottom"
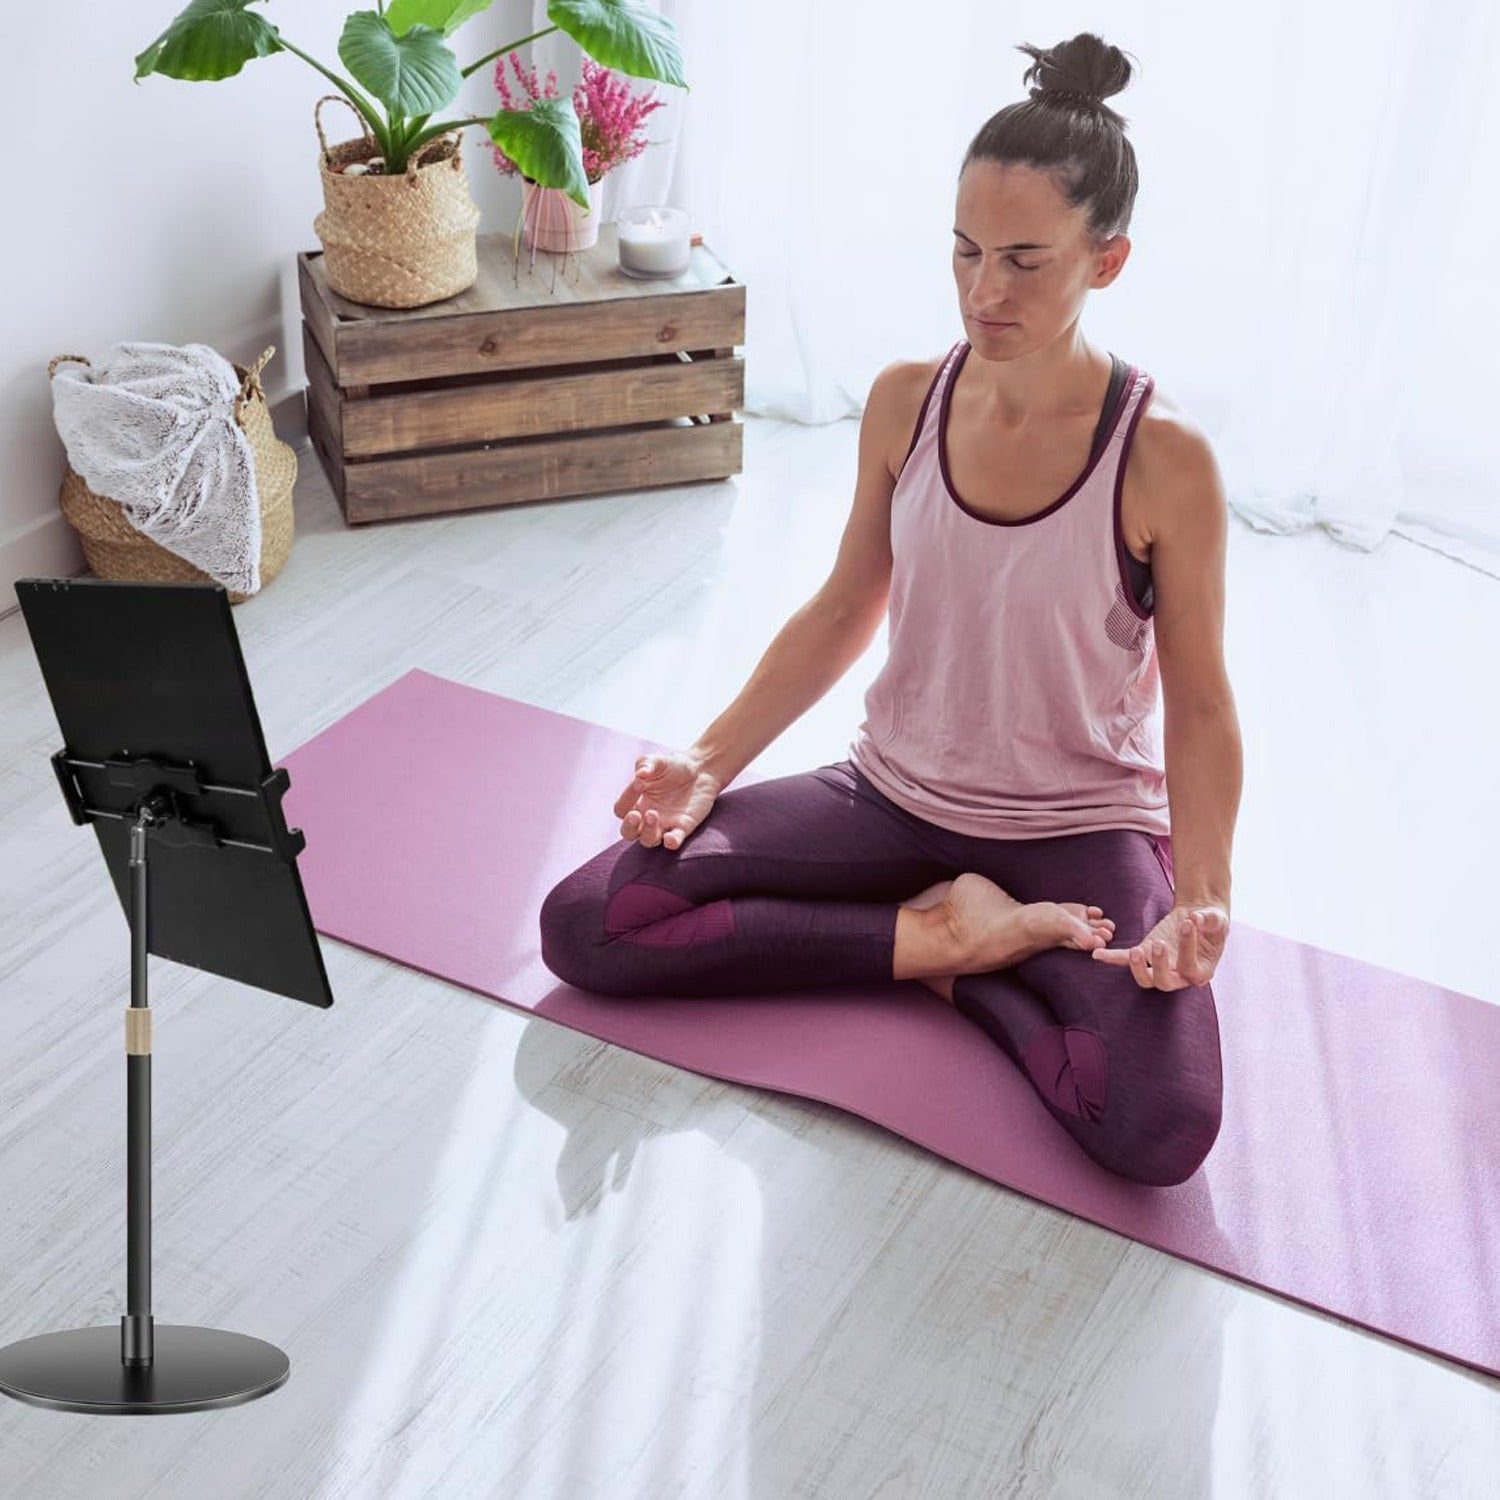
{"left": 47, "top": 347, "right": 297, "bottom": 605}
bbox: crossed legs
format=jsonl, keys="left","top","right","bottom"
{"left": 539, "top": 759, "right": 1222, "bottom": 1185}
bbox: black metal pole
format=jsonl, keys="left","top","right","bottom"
{"left": 122, "top": 805, "right": 157, "bottom": 1366}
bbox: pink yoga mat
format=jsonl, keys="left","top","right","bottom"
{"left": 279, "top": 668, "right": 1500, "bottom": 1378}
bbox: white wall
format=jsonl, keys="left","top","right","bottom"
{"left": 0, "top": 0, "right": 538, "bottom": 608}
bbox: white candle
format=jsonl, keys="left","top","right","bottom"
{"left": 618, "top": 205, "right": 692, "bottom": 277}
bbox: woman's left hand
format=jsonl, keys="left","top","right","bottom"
{"left": 1090, "top": 903, "right": 1229, "bottom": 990}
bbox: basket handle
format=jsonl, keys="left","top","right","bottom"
{"left": 402, "top": 132, "right": 463, "bottom": 185}
{"left": 235, "top": 346, "right": 276, "bottom": 423}
{"left": 314, "top": 93, "right": 376, "bottom": 164}
{"left": 47, "top": 354, "right": 91, "bottom": 379}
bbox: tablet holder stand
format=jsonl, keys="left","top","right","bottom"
{"left": 0, "top": 578, "right": 335, "bottom": 1415}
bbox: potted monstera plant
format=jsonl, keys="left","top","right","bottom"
{"left": 134, "top": 0, "right": 687, "bottom": 308}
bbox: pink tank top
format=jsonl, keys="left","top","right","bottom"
{"left": 847, "top": 338, "right": 1171, "bottom": 841}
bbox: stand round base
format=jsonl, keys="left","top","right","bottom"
{"left": 0, "top": 1324, "right": 289, "bottom": 1414}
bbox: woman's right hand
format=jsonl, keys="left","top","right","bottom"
{"left": 613, "top": 750, "right": 725, "bottom": 851}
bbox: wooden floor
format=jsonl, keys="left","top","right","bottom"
{"left": 1, "top": 413, "right": 1497, "bottom": 1498}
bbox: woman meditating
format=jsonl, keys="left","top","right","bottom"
{"left": 540, "top": 32, "right": 1243, "bottom": 1188}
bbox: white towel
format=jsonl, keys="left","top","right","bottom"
{"left": 50, "top": 341, "right": 263, "bottom": 595}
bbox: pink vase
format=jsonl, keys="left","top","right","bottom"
{"left": 522, "top": 176, "right": 604, "bottom": 252}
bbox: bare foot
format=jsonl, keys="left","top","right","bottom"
{"left": 900, "top": 881, "right": 963, "bottom": 1003}
{"left": 900, "top": 877, "right": 1113, "bottom": 1001}
{"left": 940, "top": 872, "right": 1115, "bottom": 972}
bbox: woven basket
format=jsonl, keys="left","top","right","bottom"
{"left": 47, "top": 346, "right": 297, "bottom": 605}
{"left": 312, "top": 95, "right": 480, "bottom": 309}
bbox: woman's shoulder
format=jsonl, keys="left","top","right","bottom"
{"left": 878, "top": 349, "right": 958, "bottom": 470}
{"left": 898, "top": 345, "right": 960, "bottom": 389}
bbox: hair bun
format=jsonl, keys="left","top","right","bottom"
{"left": 1017, "top": 32, "right": 1135, "bottom": 115}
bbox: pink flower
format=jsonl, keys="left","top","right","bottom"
{"left": 490, "top": 52, "right": 667, "bottom": 184}
{"left": 490, "top": 51, "right": 564, "bottom": 178}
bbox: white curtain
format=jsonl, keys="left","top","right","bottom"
{"left": 528, "top": 0, "right": 1500, "bottom": 576}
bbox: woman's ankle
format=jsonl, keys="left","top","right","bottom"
{"left": 893, "top": 903, "right": 970, "bottom": 982}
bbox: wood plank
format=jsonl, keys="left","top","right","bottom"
{"left": 340, "top": 356, "right": 745, "bottom": 457}
{"left": 304, "top": 381, "right": 348, "bottom": 517}
{"left": 301, "top": 322, "right": 346, "bottom": 458}
{"left": 334, "top": 288, "right": 745, "bottom": 387}
{"left": 297, "top": 254, "right": 338, "bottom": 377}
{"left": 340, "top": 417, "right": 743, "bottom": 523}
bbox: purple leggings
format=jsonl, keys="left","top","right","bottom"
{"left": 539, "top": 759, "right": 1223, "bottom": 1186}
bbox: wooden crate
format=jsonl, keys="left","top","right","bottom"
{"left": 298, "top": 225, "right": 746, "bottom": 524}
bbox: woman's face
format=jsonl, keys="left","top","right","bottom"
{"left": 952, "top": 159, "right": 1127, "bottom": 350}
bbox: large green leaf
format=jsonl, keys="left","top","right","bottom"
{"left": 548, "top": 0, "right": 687, "bottom": 89}
{"left": 134, "top": 0, "right": 283, "bottom": 82}
{"left": 486, "top": 96, "right": 590, "bottom": 209}
{"left": 338, "top": 12, "right": 462, "bottom": 115}
{"left": 383, "top": 0, "right": 496, "bottom": 37}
